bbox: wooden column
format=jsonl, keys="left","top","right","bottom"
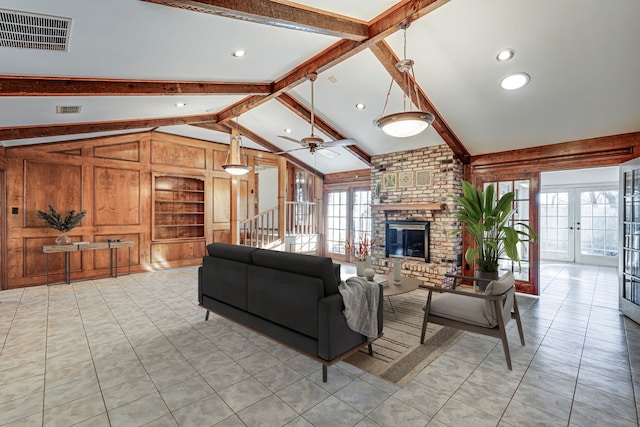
{"left": 277, "top": 156, "right": 286, "bottom": 240}
{"left": 229, "top": 129, "right": 241, "bottom": 245}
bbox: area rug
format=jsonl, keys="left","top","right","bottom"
{"left": 345, "top": 288, "right": 462, "bottom": 386}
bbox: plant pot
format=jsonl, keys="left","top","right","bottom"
{"left": 355, "top": 257, "right": 372, "bottom": 277}
{"left": 55, "top": 231, "right": 72, "bottom": 245}
{"left": 373, "top": 198, "right": 381, "bottom": 205}
{"left": 475, "top": 270, "right": 498, "bottom": 291}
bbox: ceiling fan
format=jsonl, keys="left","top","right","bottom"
{"left": 276, "top": 72, "right": 357, "bottom": 157}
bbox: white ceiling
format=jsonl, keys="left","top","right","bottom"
{"left": 1, "top": 0, "right": 640, "bottom": 174}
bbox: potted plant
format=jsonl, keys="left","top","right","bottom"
{"left": 373, "top": 181, "right": 381, "bottom": 204}
{"left": 451, "top": 180, "right": 537, "bottom": 288}
{"left": 345, "top": 234, "right": 376, "bottom": 277}
{"left": 37, "top": 203, "right": 87, "bottom": 245}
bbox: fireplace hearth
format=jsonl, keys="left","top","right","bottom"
{"left": 385, "top": 220, "right": 430, "bottom": 262}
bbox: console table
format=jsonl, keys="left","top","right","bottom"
{"left": 43, "top": 240, "right": 134, "bottom": 285}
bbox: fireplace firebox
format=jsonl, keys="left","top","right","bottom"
{"left": 385, "top": 220, "right": 430, "bottom": 262}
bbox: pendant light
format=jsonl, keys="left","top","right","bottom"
{"left": 375, "top": 21, "right": 435, "bottom": 138}
{"left": 222, "top": 117, "right": 252, "bottom": 176}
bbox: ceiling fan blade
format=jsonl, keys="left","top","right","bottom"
{"left": 277, "top": 135, "right": 302, "bottom": 144}
{"left": 323, "top": 138, "right": 357, "bottom": 148}
{"left": 317, "top": 148, "right": 339, "bottom": 158}
{"left": 273, "top": 147, "right": 306, "bottom": 155}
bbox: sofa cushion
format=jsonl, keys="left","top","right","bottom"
{"left": 206, "top": 242, "right": 256, "bottom": 264}
{"left": 247, "top": 265, "right": 324, "bottom": 338}
{"left": 251, "top": 249, "right": 338, "bottom": 296}
{"left": 429, "top": 293, "right": 491, "bottom": 327}
{"left": 201, "top": 256, "right": 248, "bottom": 310}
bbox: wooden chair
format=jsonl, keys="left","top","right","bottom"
{"left": 420, "top": 272, "right": 525, "bottom": 370}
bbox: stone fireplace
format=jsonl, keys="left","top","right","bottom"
{"left": 370, "top": 144, "right": 464, "bottom": 286}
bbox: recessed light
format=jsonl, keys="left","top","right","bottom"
{"left": 496, "top": 48, "right": 515, "bottom": 62}
{"left": 175, "top": 102, "right": 186, "bottom": 107}
{"left": 500, "top": 72, "right": 530, "bottom": 90}
{"left": 231, "top": 49, "right": 246, "bottom": 57}
{"left": 355, "top": 103, "right": 366, "bottom": 110}
{"left": 284, "top": 128, "right": 292, "bottom": 134}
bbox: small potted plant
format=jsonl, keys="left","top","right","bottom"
{"left": 373, "top": 181, "right": 381, "bottom": 204}
{"left": 37, "top": 203, "right": 87, "bottom": 245}
{"left": 451, "top": 180, "right": 537, "bottom": 289}
{"left": 345, "top": 234, "right": 376, "bottom": 277}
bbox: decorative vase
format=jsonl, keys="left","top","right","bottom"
{"left": 392, "top": 257, "right": 404, "bottom": 283}
{"left": 55, "top": 231, "right": 72, "bottom": 245}
{"left": 356, "top": 257, "right": 372, "bottom": 277}
{"left": 475, "top": 270, "right": 499, "bottom": 291}
{"left": 364, "top": 268, "right": 376, "bottom": 281}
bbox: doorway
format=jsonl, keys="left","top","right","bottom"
{"left": 325, "top": 187, "right": 371, "bottom": 262}
{"left": 540, "top": 167, "right": 619, "bottom": 267}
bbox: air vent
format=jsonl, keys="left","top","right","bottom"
{"left": 56, "top": 105, "right": 81, "bottom": 114}
{"left": 0, "top": 9, "right": 71, "bottom": 51}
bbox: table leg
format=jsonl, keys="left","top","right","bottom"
{"left": 114, "top": 248, "right": 118, "bottom": 278}
{"left": 387, "top": 296, "right": 395, "bottom": 313}
{"left": 45, "top": 253, "right": 49, "bottom": 286}
{"left": 64, "top": 252, "right": 71, "bottom": 284}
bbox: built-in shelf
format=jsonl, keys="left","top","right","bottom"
{"left": 371, "top": 203, "right": 446, "bottom": 211}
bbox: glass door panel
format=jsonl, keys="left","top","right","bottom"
{"left": 620, "top": 158, "right": 640, "bottom": 323}
{"left": 325, "top": 191, "right": 347, "bottom": 258}
{"left": 577, "top": 190, "right": 618, "bottom": 266}
{"left": 539, "top": 191, "right": 572, "bottom": 261}
{"left": 352, "top": 190, "right": 372, "bottom": 245}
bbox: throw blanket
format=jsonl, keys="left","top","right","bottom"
{"left": 338, "top": 276, "right": 379, "bottom": 340}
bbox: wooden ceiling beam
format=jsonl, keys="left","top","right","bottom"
{"left": 0, "top": 113, "right": 218, "bottom": 140}
{"left": 276, "top": 93, "right": 371, "bottom": 165}
{"left": 216, "top": 0, "right": 451, "bottom": 122}
{"left": 141, "top": 0, "right": 369, "bottom": 41}
{"left": 369, "top": 40, "right": 470, "bottom": 163}
{"left": 196, "top": 121, "right": 324, "bottom": 178}
{"left": 0, "top": 76, "right": 271, "bottom": 96}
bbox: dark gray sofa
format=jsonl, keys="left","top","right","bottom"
{"left": 198, "top": 243, "right": 383, "bottom": 381}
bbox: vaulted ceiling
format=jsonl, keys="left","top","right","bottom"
{"left": 2, "top": 0, "right": 640, "bottom": 175}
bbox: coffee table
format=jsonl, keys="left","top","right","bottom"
{"left": 377, "top": 274, "right": 421, "bottom": 313}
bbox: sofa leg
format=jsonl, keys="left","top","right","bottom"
{"left": 205, "top": 310, "right": 210, "bottom": 321}
{"left": 368, "top": 343, "right": 373, "bottom": 356}
{"left": 322, "top": 365, "right": 327, "bottom": 383}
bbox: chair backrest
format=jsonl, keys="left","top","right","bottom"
{"left": 483, "top": 272, "right": 515, "bottom": 326}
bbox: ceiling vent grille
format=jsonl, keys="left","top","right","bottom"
{"left": 56, "top": 105, "right": 82, "bottom": 114}
{"left": 0, "top": 9, "right": 71, "bottom": 51}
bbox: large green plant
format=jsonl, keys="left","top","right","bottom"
{"left": 452, "top": 180, "right": 537, "bottom": 272}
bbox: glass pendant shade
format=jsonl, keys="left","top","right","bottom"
{"left": 222, "top": 164, "right": 251, "bottom": 175}
{"left": 376, "top": 111, "right": 434, "bottom": 138}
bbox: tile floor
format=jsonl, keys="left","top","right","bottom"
{"left": 0, "top": 263, "right": 638, "bottom": 426}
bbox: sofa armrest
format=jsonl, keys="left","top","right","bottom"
{"left": 317, "top": 284, "right": 384, "bottom": 361}
{"left": 198, "top": 266, "right": 203, "bottom": 305}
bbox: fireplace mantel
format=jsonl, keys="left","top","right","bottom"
{"left": 372, "top": 203, "right": 446, "bottom": 211}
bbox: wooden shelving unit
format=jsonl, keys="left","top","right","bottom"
{"left": 371, "top": 203, "right": 446, "bottom": 211}
{"left": 153, "top": 175, "right": 205, "bottom": 240}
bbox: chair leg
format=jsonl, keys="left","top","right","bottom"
{"left": 513, "top": 297, "right": 525, "bottom": 346}
{"left": 420, "top": 291, "right": 433, "bottom": 344}
{"left": 495, "top": 300, "right": 512, "bottom": 370}
{"left": 322, "top": 365, "right": 327, "bottom": 383}
{"left": 205, "top": 310, "right": 210, "bottom": 321}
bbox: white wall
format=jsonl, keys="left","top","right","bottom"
{"left": 257, "top": 165, "right": 278, "bottom": 212}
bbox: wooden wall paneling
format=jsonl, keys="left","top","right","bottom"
{"left": 93, "top": 141, "right": 140, "bottom": 162}
{"left": 150, "top": 240, "right": 206, "bottom": 263}
{"left": 94, "top": 167, "right": 140, "bottom": 226}
{"left": 213, "top": 176, "right": 231, "bottom": 224}
{"left": 93, "top": 233, "right": 140, "bottom": 273}
{"left": 213, "top": 149, "right": 228, "bottom": 171}
{"left": 24, "top": 236, "right": 82, "bottom": 279}
{"left": 151, "top": 138, "right": 207, "bottom": 170}
{"left": 24, "top": 161, "right": 83, "bottom": 228}
{"left": 0, "top": 163, "right": 5, "bottom": 289}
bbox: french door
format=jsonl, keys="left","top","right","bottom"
{"left": 475, "top": 174, "right": 539, "bottom": 295}
{"left": 620, "top": 158, "right": 640, "bottom": 323}
{"left": 325, "top": 188, "right": 371, "bottom": 262}
{"left": 540, "top": 188, "right": 618, "bottom": 266}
